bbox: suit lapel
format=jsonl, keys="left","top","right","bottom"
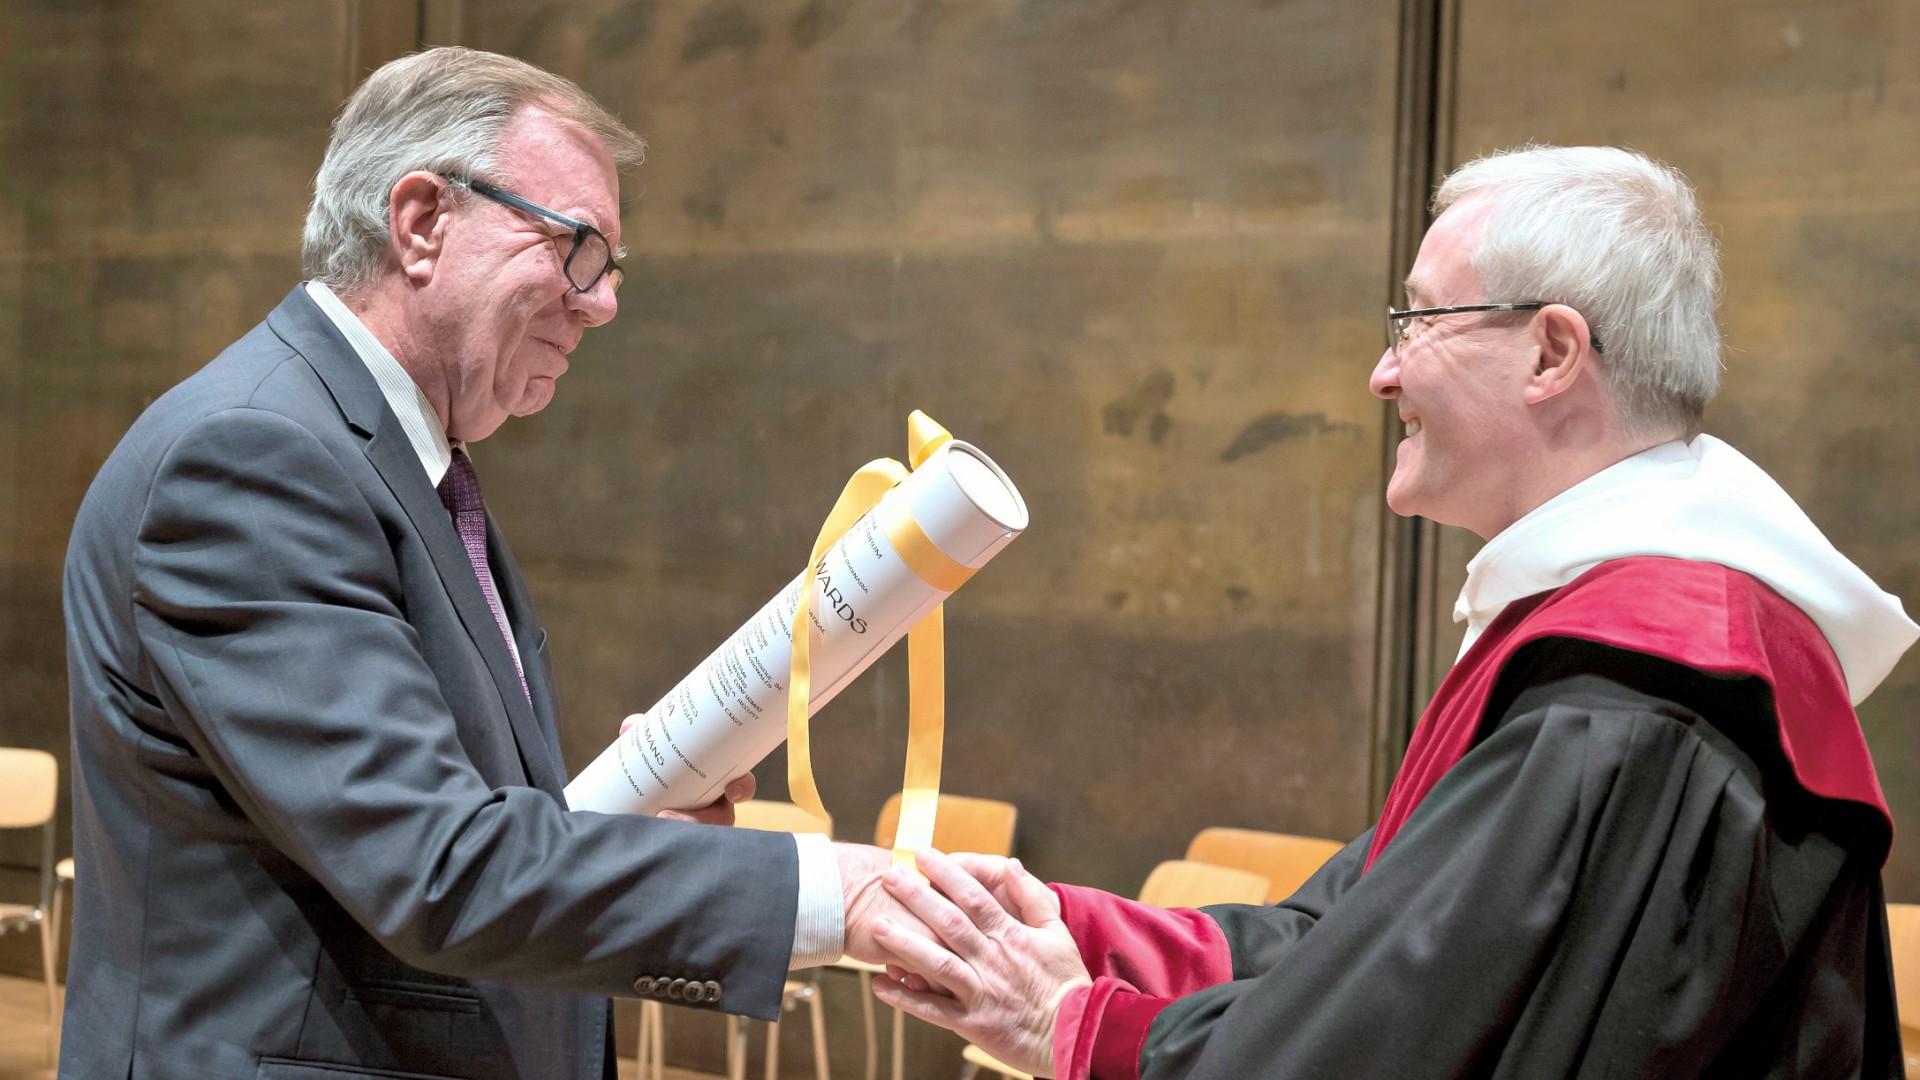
{"left": 267, "top": 287, "right": 567, "bottom": 796}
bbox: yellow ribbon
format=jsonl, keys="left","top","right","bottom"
{"left": 786, "top": 411, "right": 965, "bottom": 873}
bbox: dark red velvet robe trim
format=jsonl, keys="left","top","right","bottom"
{"left": 1052, "top": 557, "right": 1891, "bottom": 1080}
{"left": 1365, "top": 557, "right": 1889, "bottom": 871}
{"left": 1050, "top": 884, "right": 1229, "bottom": 1080}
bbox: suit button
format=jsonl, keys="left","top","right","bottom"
{"left": 703, "top": 980, "right": 722, "bottom": 1004}
{"left": 633, "top": 976, "right": 656, "bottom": 995}
{"left": 683, "top": 982, "right": 707, "bottom": 1004}
{"left": 667, "top": 978, "right": 687, "bottom": 1001}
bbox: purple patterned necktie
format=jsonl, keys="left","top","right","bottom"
{"left": 437, "top": 451, "right": 530, "bottom": 703}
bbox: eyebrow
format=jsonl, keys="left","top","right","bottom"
{"left": 1401, "top": 275, "right": 1428, "bottom": 304}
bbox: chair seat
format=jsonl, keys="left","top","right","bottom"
{"left": 961, "top": 1042, "right": 1032, "bottom": 1079}
{"left": 0, "top": 903, "right": 43, "bottom": 931}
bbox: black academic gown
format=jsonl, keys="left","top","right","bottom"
{"left": 1130, "top": 639, "right": 1904, "bottom": 1078}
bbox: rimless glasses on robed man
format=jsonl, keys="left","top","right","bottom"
{"left": 1386, "top": 302, "right": 1605, "bottom": 358}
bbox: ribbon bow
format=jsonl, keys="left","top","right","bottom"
{"left": 787, "top": 411, "right": 966, "bottom": 870}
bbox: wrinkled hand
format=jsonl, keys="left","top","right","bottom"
{"left": 879, "top": 852, "right": 1018, "bottom": 994}
{"left": 656, "top": 774, "right": 755, "bottom": 826}
{"left": 836, "top": 843, "right": 944, "bottom": 969}
{"left": 870, "top": 849, "right": 1090, "bottom": 1077}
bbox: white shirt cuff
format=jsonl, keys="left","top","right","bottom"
{"left": 789, "top": 832, "right": 845, "bottom": 969}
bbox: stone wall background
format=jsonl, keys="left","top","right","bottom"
{"left": 0, "top": 1, "right": 1914, "bottom": 1075}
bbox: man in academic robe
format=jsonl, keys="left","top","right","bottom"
{"left": 61, "top": 48, "right": 920, "bottom": 1080}
{"left": 859, "top": 146, "right": 1917, "bottom": 1077}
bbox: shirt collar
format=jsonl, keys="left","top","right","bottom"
{"left": 304, "top": 281, "right": 457, "bottom": 486}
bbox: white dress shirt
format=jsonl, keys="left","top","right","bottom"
{"left": 305, "top": 281, "right": 846, "bottom": 967}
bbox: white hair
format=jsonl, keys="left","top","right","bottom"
{"left": 1435, "top": 145, "right": 1722, "bottom": 437}
{"left": 302, "top": 47, "right": 646, "bottom": 297}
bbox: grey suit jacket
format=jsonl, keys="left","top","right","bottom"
{"left": 61, "top": 287, "right": 800, "bottom": 1080}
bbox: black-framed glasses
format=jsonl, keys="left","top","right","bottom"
{"left": 442, "top": 175, "right": 623, "bottom": 294}
{"left": 1386, "top": 302, "right": 1604, "bottom": 356}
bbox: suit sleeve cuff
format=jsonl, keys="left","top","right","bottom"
{"left": 788, "top": 832, "right": 845, "bottom": 969}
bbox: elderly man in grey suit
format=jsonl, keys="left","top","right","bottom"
{"left": 62, "top": 48, "right": 912, "bottom": 1080}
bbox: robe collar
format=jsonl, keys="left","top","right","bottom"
{"left": 1456, "top": 435, "right": 1917, "bottom": 704}
{"left": 1371, "top": 557, "right": 1892, "bottom": 871}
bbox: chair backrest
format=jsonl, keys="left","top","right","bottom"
{"left": 1137, "top": 859, "right": 1270, "bottom": 908}
{"left": 733, "top": 799, "right": 833, "bottom": 837}
{"left": 0, "top": 749, "right": 57, "bottom": 829}
{"left": 874, "top": 792, "right": 1017, "bottom": 857}
{"left": 1185, "top": 827, "right": 1345, "bottom": 902}
{"left": 1888, "top": 902, "right": 1920, "bottom": 1034}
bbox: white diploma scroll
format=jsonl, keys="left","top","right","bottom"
{"left": 564, "top": 439, "right": 1028, "bottom": 814}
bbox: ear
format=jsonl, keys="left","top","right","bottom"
{"left": 1521, "top": 303, "right": 1595, "bottom": 405}
{"left": 387, "top": 172, "right": 452, "bottom": 286}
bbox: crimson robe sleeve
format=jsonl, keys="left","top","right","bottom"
{"left": 1047, "top": 835, "right": 1372, "bottom": 1079}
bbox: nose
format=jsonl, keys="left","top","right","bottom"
{"left": 568, "top": 275, "right": 619, "bottom": 327}
{"left": 1369, "top": 344, "right": 1401, "bottom": 401}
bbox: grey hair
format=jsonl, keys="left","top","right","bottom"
{"left": 302, "top": 47, "right": 647, "bottom": 296}
{"left": 1435, "top": 145, "right": 1722, "bottom": 438}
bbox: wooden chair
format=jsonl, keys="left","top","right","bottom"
{"left": 0, "top": 748, "right": 60, "bottom": 1065}
{"left": 959, "top": 860, "right": 1271, "bottom": 1080}
{"left": 1889, "top": 902, "right": 1919, "bottom": 1078}
{"left": 634, "top": 800, "right": 834, "bottom": 1080}
{"left": 839, "top": 792, "right": 1018, "bottom": 1080}
{"left": 1185, "top": 826, "right": 1345, "bottom": 903}
{"left": 1137, "top": 859, "right": 1274, "bottom": 908}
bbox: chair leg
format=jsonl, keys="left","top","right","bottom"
{"left": 764, "top": 1017, "right": 780, "bottom": 1080}
{"left": 808, "top": 982, "right": 830, "bottom": 1080}
{"left": 727, "top": 1014, "right": 748, "bottom": 1080}
{"left": 890, "top": 1005, "right": 904, "bottom": 1080}
{"left": 48, "top": 882, "right": 63, "bottom": 982}
{"left": 857, "top": 971, "right": 877, "bottom": 1080}
{"left": 636, "top": 1001, "right": 651, "bottom": 1074}
{"left": 47, "top": 880, "right": 64, "bottom": 1060}
{"left": 40, "top": 911, "right": 56, "bottom": 1065}
{"left": 636, "top": 1001, "right": 664, "bottom": 1080}
{"left": 647, "top": 1000, "right": 663, "bottom": 1080}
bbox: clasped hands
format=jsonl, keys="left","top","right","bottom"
{"left": 841, "top": 847, "right": 1091, "bottom": 1078}
{"left": 637, "top": 747, "right": 1088, "bottom": 1077}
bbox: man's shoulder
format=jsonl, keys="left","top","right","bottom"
{"left": 125, "top": 291, "right": 347, "bottom": 452}
{"left": 1521, "top": 556, "right": 1827, "bottom": 676}
{"left": 74, "top": 290, "right": 361, "bottom": 537}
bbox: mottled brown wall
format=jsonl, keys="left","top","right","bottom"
{"left": 466, "top": 0, "right": 1400, "bottom": 890}
{"left": 0, "top": 0, "right": 358, "bottom": 982}
{"left": 1444, "top": 0, "right": 1920, "bottom": 902}
{"left": 462, "top": 4, "right": 1402, "bottom": 1069}
{"left": 2, "top": 0, "right": 1916, "bottom": 1074}
{"left": 0, "top": 2, "right": 1404, "bottom": 1071}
